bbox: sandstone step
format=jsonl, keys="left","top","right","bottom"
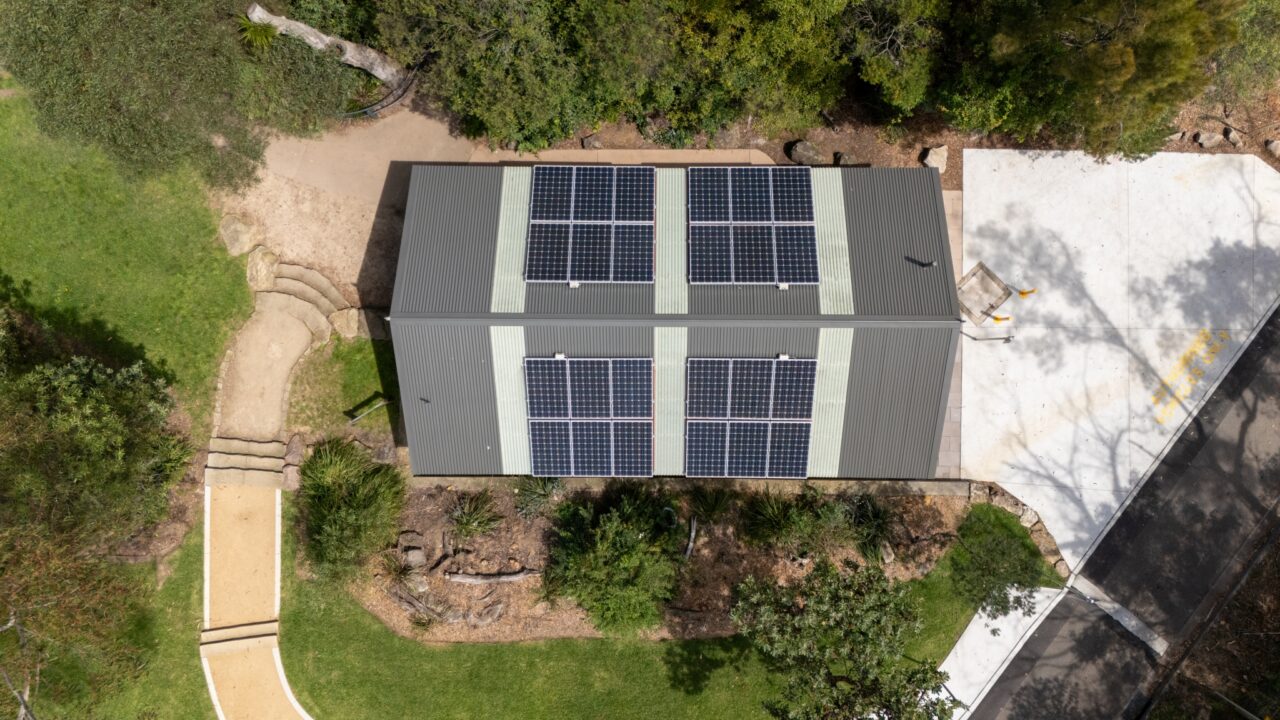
{"left": 275, "top": 262, "right": 349, "bottom": 312}
{"left": 205, "top": 466, "right": 284, "bottom": 489}
{"left": 272, "top": 276, "right": 339, "bottom": 316}
{"left": 207, "top": 452, "right": 285, "bottom": 473}
{"left": 209, "top": 437, "right": 287, "bottom": 458}
{"left": 199, "top": 633, "right": 279, "bottom": 658}
{"left": 200, "top": 620, "right": 279, "bottom": 645}
{"left": 256, "top": 291, "right": 330, "bottom": 343}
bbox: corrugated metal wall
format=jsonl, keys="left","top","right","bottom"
{"left": 390, "top": 322, "right": 503, "bottom": 475}
{"left": 838, "top": 326, "right": 958, "bottom": 478}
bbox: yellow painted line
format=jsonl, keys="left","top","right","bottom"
{"left": 1152, "top": 329, "right": 1231, "bottom": 424}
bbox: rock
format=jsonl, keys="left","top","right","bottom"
{"left": 1266, "top": 139, "right": 1280, "bottom": 159}
{"left": 922, "top": 145, "right": 949, "bottom": 174}
{"left": 969, "top": 482, "right": 991, "bottom": 504}
{"left": 1194, "top": 131, "right": 1223, "bottom": 149}
{"left": 786, "top": 140, "right": 827, "bottom": 166}
{"left": 281, "top": 465, "right": 300, "bottom": 492}
{"left": 398, "top": 530, "right": 425, "bottom": 551}
{"left": 1165, "top": 130, "right": 1185, "bottom": 143}
{"left": 991, "top": 490, "right": 1022, "bottom": 516}
{"left": 879, "top": 541, "right": 896, "bottom": 564}
{"left": 245, "top": 246, "right": 278, "bottom": 291}
{"left": 329, "top": 307, "right": 361, "bottom": 339}
{"left": 284, "top": 434, "right": 306, "bottom": 467}
{"left": 219, "top": 214, "right": 258, "bottom": 257}
{"left": 404, "top": 548, "right": 429, "bottom": 569}
{"left": 835, "top": 152, "right": 863, "bottom": 166}
{"left": 1018, "top": 506, "right": 1040, "bottom": 528}
{"left": 1053, "top": 558, "right": 1070, "bottom": 579}
{"left": 1224, "top": 127, "right": 1244, "bottom": 148}
{"left": 582, "top": 134, "right": 604, "bottom": 150}
{"left": 373, "top": 442, "right": 397, "bottom": 465}
{"left": 405, "top": 569, "right": 430, "bottom": 594}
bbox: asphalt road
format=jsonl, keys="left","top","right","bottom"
{"left": 971, "top": 306, "right": 1280, "bottom": 719}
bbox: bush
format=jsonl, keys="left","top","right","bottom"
{"left": 299, "top": 439, "right": 405, "bottom": 570}
{"left": 513, "top": 476, "right": 562, "bottom": 519}
{"left": 739, "top": 486, "right": 889, "bottom": 557}
{"left": 450, "top": 489, "right": 503, "bottom": 539}
{"left": 950, "top": 504, "right": 1049, "bottom": 616}
{"left": 544, "top": 484, "right": 682, "bottom": 634}
{"left": 687, "top": 483, "right": 735, "bottom": 523}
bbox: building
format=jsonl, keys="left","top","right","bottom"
{"left": 389, "top": 163, "right": 959, "bottom": 480}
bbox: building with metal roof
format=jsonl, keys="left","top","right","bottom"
{"left": 389, "top": 163, "right": 960, "bottom": 480}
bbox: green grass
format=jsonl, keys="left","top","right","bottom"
{"left": 290, "top": 337, "right": 399, "bottom": 437}
{"left": 0, "top": 93, "right": 252, "bottom": 431}
{"left": 902, "top": 505, "right": 1063, "bottom": 665}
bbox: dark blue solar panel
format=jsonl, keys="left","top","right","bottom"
{"left": 615, "top": 167, "right": 655, "bottom": 222}
{"left": 611, "top": 359, "right": 652, "bottom": 418}
{"left": 772, "top": 360, "right": 817, "bottom": 419}
{"left": 771, "top": 167, "right": 814, "bottom": 222}
{"left": 727, "top": 422, "right": 769, "bottom": 477}
{"left": 613, "top": 421, "right": 652, "bottom": 477}
{"left": 568, "top": 359, "right": 610, "bottom": 418}
{"left": 529, "top": 421, "right": 572, "bottom": 475}
{"left": 572, "top": 166, "right": 614, "bottom": 221}
{"left": 685, "top": 421, "right": 727, "bottom": 477}
{"left": 729, "top": 359, "right": 773, "bottom": 418}
{"left": 613, "top": 225, "right": 653, "bottom": 282}
{"left": 687, "top": 359, "right": 730, "bottom": 418}
{"left": 571, "top": 421, "right": 612, "bottom": 476}
{"left": 531, "top": 166, "right": 573, "bottom": 221}
{"left": 569, "top": 224, "right": 611, "bottom": 282}
{"left": 730, "top": 167, "right": 773, "bottom": 222}
{"left": 767, "top": 423, "right": 810, "bottom": 478}
{"left": 688, "top": 168, "right": 730, "bottom": 222}
{"left": 525, "top": 359, "right": 569, "bottom": 418}
{"left": 731, "top": 226, "right": 775, "bottom": 284}
{"left": 525, "top": 224, "right": 570, "bottom": 281}
{"left": 775, "top": 226, "right": 820, "bottom": 284}
{"left": 689, "top": 225, "right": 732, "bottom": 283}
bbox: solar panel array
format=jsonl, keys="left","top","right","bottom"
{"left": 687, "top": 167, "right": 819, "bottom": 285}
{"left": 525, "top": 166, "right": 656, "bottom": 283}
{"left": 684, "top": 358, "right": 817, "bottom": 478}
{"left": 525, "top": 357, "right": 654, "bottom": 477}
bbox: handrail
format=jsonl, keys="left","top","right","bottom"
{"left": 339, "top": 54, "right": 428, "bottom": 119}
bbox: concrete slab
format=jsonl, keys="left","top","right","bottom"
{"left": 962, "top": 150, "right": 1280, "bottom": 569}
{"left": 212, "top": 305, "right": 313, "bottom": 442}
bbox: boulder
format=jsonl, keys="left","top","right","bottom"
{"left": 991, "top": 489, "right": 1022, "bottom": 516}
{"left": 246, "top": 246, "right": 278, "bottom": 291}
{"left": 969, "top": 481, "right": 992, "bottom": 505}
{"left": 581, "top": 134, "right": 604, "bottom": 150}
{"left": 1165, "top": 130, "right": 1185, "bottom": 143}
{"left": 219, "top": 214, "right": 257, "bottom": 257}
{"left": 1053, "top": 558, "right": 1070, "bottom": 579}
{"left": 398, "top": 530, "right": 425, "bottom": 551}
{"left": 879, "top": 541, "right": 896, "bottom": 565}
{"left": 329, "top": 307, "right": 361, "bottom": 339}
{"left": 1224, "top": 127, "right": 1244, "bottom": 148}
{"left": 281, "top": 465, "right": 300, "bottom": 492}
{"left": 1194, "top": 131, "right": 1223, "bottom": 149}
{"left": 404, "top": 570, "right": 430, "bottom": 594}
{"left": 1267, "top": 139, "right": 1280, "bottom": 159}
{"left": 1018, "top": 506, "right": 1040, "bottom": 528}
{"left": 403, "top": 548, "right": 429, "bottom": 569}
{"left": 284, "top": 433, "right": 306, "bottom": 466}
{"left": 922, "top": 145, "right": 949, "bottom": 174}
{"left": 835, "top": 151, "right": 863, "bottom": 166}
{"left": 786, "top": 140, "right": 827, "bottom": 166}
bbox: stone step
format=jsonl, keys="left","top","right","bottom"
{"left": 272, "top": 276, "right": 339, "bottom": 317}
{"left": 207, "top": 451, "right": 285, "bottom": 473}
{"left": 209, "top": 437, "right": 287, "bottom": 458}
{"left": 275, "top": 263, "right": 349, "bottom": 312}
{"left": 256, "top": 291, "right": 330, "bottom": 344}
{"left": 205, "top": 466, "right": 284, "bottom": 489}
{"left": 200, "top": 620, "right": 279, "bottom": 645}
{"left": 199, "top": 632, "right": 279, "bottom": 658}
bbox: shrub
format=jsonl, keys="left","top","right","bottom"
{"left": 450, "top": 489, "right": 503, "bottom": 539}
{"left": 739, "top": 487, "right": 892, "bottom": 559}
{"left": 687, "top": 483, "right": 735, "bottom": 523}
{"left": 951, "top": 504, "right": 1049, "bottom": 616}
{"left": 238, "top": 15, "right": 278, "bottom": 53}
{"left": 544, "top": 484, "right": 682, "bottom": 634}
{"left": 513, "top": 476, "right": 562, "bottom": 519}
{"left": 298, "top": 439, "right": 405, "bottom": 570}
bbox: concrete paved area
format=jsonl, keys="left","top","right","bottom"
{"left": 961, "top": 150, "right": 1280, "bottom": 569}
{"left": 203, "top": 636, "right": 310, "bottom": 720}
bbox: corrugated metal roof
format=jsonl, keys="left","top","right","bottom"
{"left": 524, "top": 283, "right": 654, "bottom": 316}
{"left": 686, "top": 326, "right": 820, "bottom": 358}
{"left": 809, "top": 328, "right": 854, "bottom": 476}
{"left": 490, "top": 326, "right": 529, "bottom": 474}
{"left": 813, "top": 169, "right": 855, "bottom": 314}
{"left": 524, "top": 326, "right": 654, "bottom": 357}
{"left": 655, "top": 168, "right": 688, "bottom": 314}
{"left": 391, "top": 165, "right": 503, "bottom": 316}
{"left": 490, "top": 167, "right": 532, "bottom": 313}
{"left": 654, "top": 327, "right": 688, "bottom": 475}
{"left": 688, "top": 285, "right": 821, "bottom": 316}
{"left": 842, "top": 168, "right": 961, "bottom": 318}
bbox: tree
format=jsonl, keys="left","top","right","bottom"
{"left": 1209, "top": 0, "right": 1280, "bottom": 107}
{"left": 940, "top": 0, "right": 1241, "bottom": 156}
{"left": 298, "top": 439, "right": 406, "bottom": 571}
{"left": 950, "top": 505, "right": 1047, "bottom": 617}
{"left": 844, "top": 0, "right": 946, "bottom": 116}
{"left": 732, "top": 560, "right": 957, "bottom": 720}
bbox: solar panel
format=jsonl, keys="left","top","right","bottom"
{"left": 525, "top": 224, "right": 570, "bottom": 281}
{"left": 531, "top": 166, "right": 573, "bottom": 221}
{"left": 730, "top": 168, "right": 773, "bottom": 222}
{"left": 612, "top": 225, "right": 654, "bottom": 282}
{"left": 524, "top": 357, "right": 654, "bottom": 477}
{"left": 615, "top": 167, "right": 656, "bottom": 222}
{"left": 529, "top": 421, "right": 572, "bottom": 476}
{"left": 569, "top": 224, "right": 612, "bottom": 282}
{"left": 572, "top": 166, "right": 614, "bottom": 222}
{"left": 686, "top": 166, "right": 818, "bottom": 285}
{"left": 688, "top": 225, "right": 733, "bottom": 283}
{"left": 775, "top": 226, "right": 820, "bottom": 284}
{"left": 731, "top": 226, "right": 775, "bottom": 284}
{"left": 685, "top": 421, "right": 728, "bottom": 477}
{"left": 688, "top": 168, "right": 731, "bottom": 222}
{"left": 771, "top": 167, "right": 814, "bottom": 222}
{"left": 684, "top": 357, "right": 816, "bottom": 478}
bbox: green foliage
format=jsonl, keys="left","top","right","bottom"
{"left": 732, "top": 560, "right": 957, "bottom": 719}
{"left": 739, "top": 486, "right": 889, "bottom": 558}
{"left": 951, "top": 504, "right": 1054, "bottom": 616}
{"left": 1210, "top": 0, "right": 1280, "bottom": 105}
{"left": 299, "top": 439, "right": 406, "bottom": 570}
{"left": 844, "top": 0, "right": 946, "bottom": 115}
{"left": 513, "top": 476, "right": 562, "bottom": 519}
{"left": 238, "top": 15, "right": 278, "bottom": 52}
{"left": 450, "top": 489, "right": 503, "bottom": 539}
{"left": 688, "top": 484, "right": 736, "bottom": 523}
{"left": 289, "top": 0, "right": 380, "bottom": 44}
{"left": 544, "top": 484, "right": 683, "bottom": 634}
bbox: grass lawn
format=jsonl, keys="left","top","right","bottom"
{"left": 0, "top": 93, "right": 251, "bottom": 431}
{"left": 289, "top": 337, "right": 400, "bottom": 438}
{"left": 902, "top": 504, "right": 1064, "bottom": 665}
